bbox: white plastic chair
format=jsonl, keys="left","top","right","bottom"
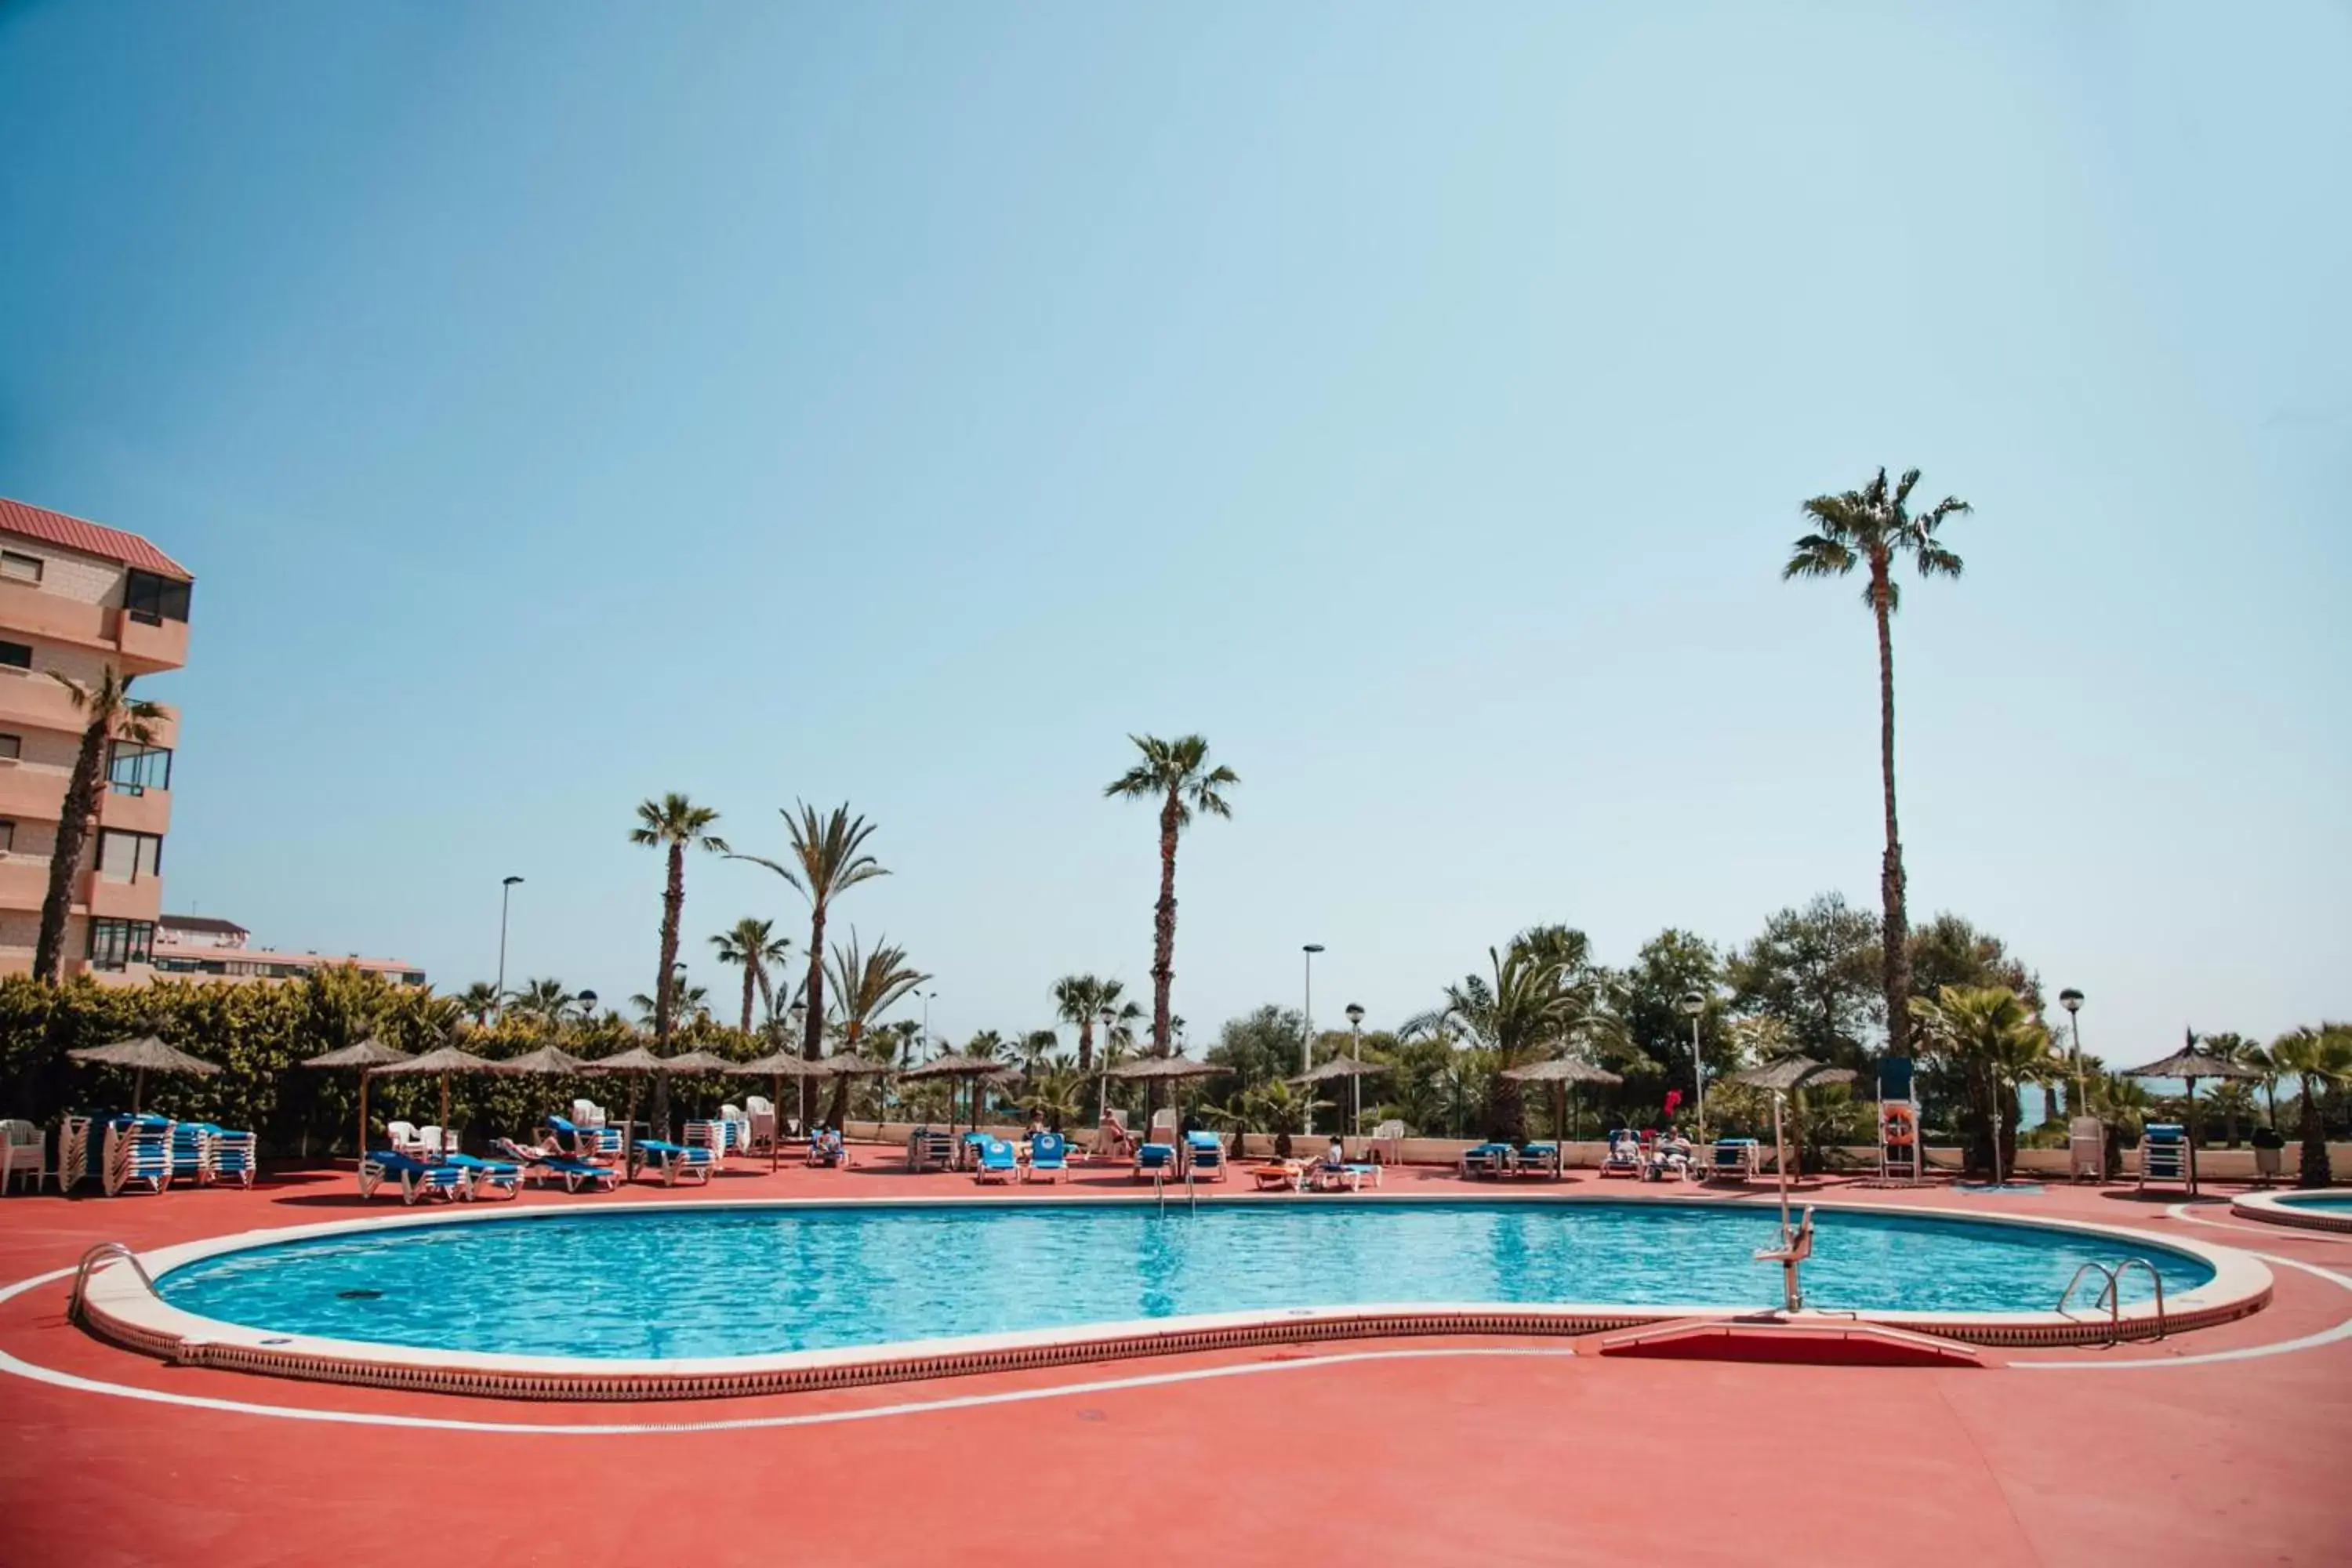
{"left": 0, "top": 1119, "right": 47, "bottom": 1193}
{"left": 385, "top": 1121, "right": 429, "bottom": 1158}
{"left": 1367, "top": 1120, "right": 1405, "bottom": 1165}
{"left": 571, "top": 1098, "right": 608, "bottom": 1128}
{"left": 743, "top": 1095, "right": 776, "bottom": 1152}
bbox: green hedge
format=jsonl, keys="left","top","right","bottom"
{"left": 0, "top": 970, "right": 770, "bottom": 1158}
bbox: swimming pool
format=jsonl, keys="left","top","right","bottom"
{"left": 149, "top": 1198, "right": 2215, "bottom": 1362}
{"left": 2231, "top": 1189, "right": 2352, "bottom": 1233}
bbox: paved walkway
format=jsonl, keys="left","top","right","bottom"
{"left": 2, "top": 1155, "right": 2347, "bottom": 1566}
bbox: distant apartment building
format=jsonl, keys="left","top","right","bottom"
{"left": 151, "top": 914, "right": 426, "bottom": 987}
{"left": 0, "top": 498, "right": 191, "bottom": 983}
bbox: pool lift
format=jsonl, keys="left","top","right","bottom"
{"left": 1754, "top": 1090, "right": 1815, "bottom": 1312}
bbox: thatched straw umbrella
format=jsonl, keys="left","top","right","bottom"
{"left": 813, "top": 1054, "right": 895, "bottom": 1134}
{"left": 725, "top": 1051, "right": 833, "bottom": 1169}
{"left": 1291, "top": 1055, "right": 1391, "bottom": 1143}
{"left": 585, "top": 1044, "right": 672, "bottom": 1141}
{"left": 300, "top": 1037, "right": 412, "bottom": 1161}
{"left": 902, "top": 1053, "right": 1013, "bottom": 1134}
{"left": 67, "top": 1036, "right": 220, "bottom": 1116}
{"left": 372, "top": 1044, "right": 518, "bottom": 1146}
{"left": 1500, "top": 1056, "right": 1624, "bottom": 1149}
{"left": 2124, "top": 1036, "right": 2263, "bottom": 1197}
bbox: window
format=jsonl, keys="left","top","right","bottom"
{"left": 96, "top": 829, "right": 162, "bottom": 884}
{"left": 87, "top": 919, "right": 155, "bottom": 971}
{"left": 0, "top": 551, "right": 42, "bottom": 584}
{"left": 124, "top": 570, "right": 192, "bottom": 626}
{"left": 0, "top": 820, "right": 13, "bottom": 853}
{"left": 107, "top": 742, "right": 171, "bottom": 793}
{"left": 0, "top": 642, "right": 29, "bottom": 670}
{"left": 0, "top": 735, "right": 19, "bottom": 761}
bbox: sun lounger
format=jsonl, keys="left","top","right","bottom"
{"left": 807, "top": 1127, "right": 848, "bottom": 1167}
{"left": 1254, "top": 1160, "right": 1310, "bottom": 1192}
{"left": 1513, "top": 1142, "right": 1562, "bottom": 1178}
{"left": 1708, "top": 1138, "right": 1762, "bottom": 1183}
{"left": 205, "top": 1127, "right": 259, "bottom": 1187}
{"left": 494, "top": 1138, "right": 619, "bottom": 1193}
{"left": 359, "top": 1149, "right": 467, "bottom": 1203}
{"left": 973, "top": 1137, "right": 1019, "bottom": 1185}
{"left": 99, "top": 1116, "right": 175, "bottom": 1196}
{"left": 1600, "top": 1129, "right": 1643, "bottom": 1179}
{"left": 1026, "top": 1131, "right": 1069, "bottom": 1183}
{"left": 438, "top": 1152, "right": 522, "bottom": 1200}
{"left": 2138, "top": 1123, "right": 2188, "bottom": 1189}
{"left": 1134, "top": 1142, "right": 1178, "bottom": 1181}
{"left": 1184, "top": 1131, "right": 1228, "bottom": 1181}
{"left": 906, "top": 1125, "right": 955, "bottom": 1171}
{"left": 1458, "top": 1142, "right": 1513, "bottom": 1178}
{"left": 630, "top": 1139, "right": 715, "bottom": 1185}
{"left": 1312, "top": 1160, "right": 1384, "bottom": 1192}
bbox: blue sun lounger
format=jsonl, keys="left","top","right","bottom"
{"left": 1134, "top": 1141, "right": 1178, "bottom": 1181}
{"left": 1458, "top": 1142, "right": 1514, "bottom": 1178}
{"left": 1708, "top": 1138, "right": 1762, "bottom": 1183}
{"left": 494, "top": 1138, "right": 619, "bottom": 1193}
{"left": 1184, "top": 1131, "right": 1228, "bottom": 1181}
{"left": 630, "top": 1139, "right": 714, "bottom": 1185}
{"left": 438, "top": 1152, "right": 522, "bottom": 1200}
{"left": 1026, "top": 1131, "right": 1069, "bottom": 1182}
{"left": 359, "top": 1149, "right": 466, "bottom": 1203}
{"left": 973, "top": 1137, "right": 1018, "bottom": 1185}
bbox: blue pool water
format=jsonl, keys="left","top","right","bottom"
{"left": 2279, "top": 1192, "right": 2352, "bottom": 1211}
{"left": 155, "top": 1200, "right": 2211, "bottom": 1360}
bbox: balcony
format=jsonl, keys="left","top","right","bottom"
{"left": 0, "top": 671, "right": 176, "bottom": 743}
{"left": 0, "top": 580, "right": 188, "bottom": 674}
{"left": 0, "top": 760, "right": 68, "bottom": 822}
{"left": 84, "top": 871, "right": 160, "bottom": 924}
{"left": 97, "top": 785, "right": 171, "bottom": 836}
{"left": 0, "top": 856, "right": 49, "bottom": 913}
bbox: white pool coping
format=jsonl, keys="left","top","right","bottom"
{"left": 2230, "top": 1190, "right": 2352, "bottom": 1234}
{"left": 78, "top": 1192, "right": 2273, "bottom": 1401}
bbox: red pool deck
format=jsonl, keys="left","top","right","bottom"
{"left": 4, "top": 1154, "right": 2349, "bottom": 1566}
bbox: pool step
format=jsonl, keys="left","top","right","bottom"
{"left": 1595, "top": 1315, "right": 1985, "bottom": 1368}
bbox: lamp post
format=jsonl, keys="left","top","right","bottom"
{"left": 1345, "top": 1002, "right": 1366, "bottom": 1137}
{"left": 1098, "top": 1006, "right": 1116, "bottom": 1124}
{"left": 2060, "top": 989, "right": 2085, "bottom": 1116}
{"left": 1301, "top": 944, "right": 1324, "bottom": 1136}
{"left": 493, "top": 876, "right": 524, "bottom": 1022}
{"left": 1679, "top": 989, "right": 1708, "bottom": 1140}
{"left": 575, "top": 989, "right": 597, "bottom": 1025}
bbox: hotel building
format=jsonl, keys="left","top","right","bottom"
{"left": 0, "top": 497, "right": 190, "bottom": 982}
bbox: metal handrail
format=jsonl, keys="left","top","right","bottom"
{"left": 2055, "top": 1258, "right": 2169, "bottom": 1345}
{"left": 67, "top": 1241, "right": 157, "bottom": 1325}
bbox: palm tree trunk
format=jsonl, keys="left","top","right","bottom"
{"left": 1870, "top": 562, "right": 1911, "bottom": 1059}
{"left": 801, "top": 906, "right": 828, "bottom": 1061}
{"left": 1148, "top": 789, "right": 1180, "bottom": 1119}
{"left": 1076, "top": 1018, "right": 1094, "bottom": 1074}
{"left": 738, "top": 967, "right": 757, "bottom": 1036}
{"left": 652, "top": 844, "right": 684, "bottom": 1136}
{"left": 34, "top": 718, "right": 109, "bottom": 982}
{"left": 825, "top": 1020, "right": 858, "bottom": 1128}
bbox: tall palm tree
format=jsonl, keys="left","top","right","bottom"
{"left": 710, "top": 916, "right": 791, "bottom": 1036}
{"left": 1103, "top": 735, "right": 1238, "bottom": 1063}
{"left": 1051, "top": 974, "right": 1142, "bottom": 1076}
{"left": 34, "top": 666, "right": 165, "bottom": 980}
{"left": 730, "top": 803, "right": 887, "bottom": 1066}
{"left": 2271, "top": 1025, "right": 2352, "bottom": 1188}
{"left": 1400, "top": 925, "right": 1616, "bottom": 1140}
{"left": 1910, "top": 985, "right": 2052, "bottom": 1182}
{"left": 630, "top": 794, "right": 728, "bottom": 1134}
{"left": 821, "top": 934, "right": 927, "bottom": 1125}
{"left": 1784, "top": 467, "right": 1971, "bottom": 1059}
{"left": 631, "top": 966, "right": 709, "bottom": 1026}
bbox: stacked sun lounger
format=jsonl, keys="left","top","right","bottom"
{"left": 1708, "top": 1138, "right": 1762, "bottom": 1182}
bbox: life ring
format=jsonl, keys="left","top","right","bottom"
{"left": 1882, "top": 1105, "right": 1918, "bottom": 1146}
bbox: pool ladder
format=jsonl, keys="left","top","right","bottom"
{"left": 1155, "top": 1167, "right": 1198, "bottom": 1215}
{"left": 2056, "top": 1258, "right": 2168, "bottom": 1345}
{"left": 67, "top": 1240, "right": 158, "bottom": 1326}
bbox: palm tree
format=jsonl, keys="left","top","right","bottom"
{"left": 454, "top": 981, "right": 502, "bottom": 1027}
{"left": 2270, "top": 1025, "right": 2352, "bottom": 1188}
{"left": 710, "top": 917, "right": 791, "bottom": 1036}
{"left": 1400, "top": 925, "right": 1616, "bottom": 1140}
{"left": 34, "top": 666, "right": 165, "bottom": 981}
{"left": 1051, "top": 975, "right": 1139, "bottom": 1074}
{"left": 730, "top": 803, "right": 887, "bottom": 1067}
{"left": 1910, "top": 985, "right": 2053, "bottom": 1183}
{"left": 1102, "top": 735, "right": 1239, "bottom": 1063}
{"left": 630, "top": 794, "right": 727, "bottom": 1135}
{"left": 821, "top": 934, "right": 927, "bottom": 1125}
{"left": 631, "top": 966, "right": 709, "bottom": 1027}
{"left": 503, "top": 977, "right": 576, "bottom": 1024}
{"left": 1784, "top": 467, "right": 1971, "bottom": 1058}
{"left": 2227, "top": 1036, "right": 2282, "bottom": 1129}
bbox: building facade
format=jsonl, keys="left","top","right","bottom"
{"left": 0, "top": 497, "right": 191, "bottom": 983}
{"left": 151, "top": 914, "right": 426, "bottom": 987}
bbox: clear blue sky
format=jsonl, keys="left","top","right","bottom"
{"left": 2, "top": 2, "right": 2345, "bottom": 1062}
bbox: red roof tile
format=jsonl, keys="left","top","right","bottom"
{"left": 0, "top": 496, "right": 191, "bottom": 580}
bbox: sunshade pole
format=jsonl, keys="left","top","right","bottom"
{"left": 358, "top": 1069, "right": 368, "bottom": 1164}
{"left": 132, "top": 1067, "right": 145, "bottom": 1118}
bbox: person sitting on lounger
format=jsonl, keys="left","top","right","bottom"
{"left": 1098, "top": 1112, "right": 1137, "bottom": 1161}
{"left": 1326, "top": 1135, "right": 1347, "bottom": 1167}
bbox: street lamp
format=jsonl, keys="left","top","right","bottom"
{"left": 1345, "top": 1001, "right": 1366, "bottom": 1137}
{"left": 493, "top": 876, "right": 524, "bottom": 1022}
{"left": 1098, "top": 1006, "right": 1116, "bottom": 1124}
{"left": 1679, "top": 989, "right": 1708, "bottom": 1140}
{"left": 788, "top": 1000, "right": 810, "bottom": 1132}
{"left": 2060, "top": 989, "right": 2085, "bottom": 1115}
{"left": 1301, "top": 944, "right": 1325, "bottom": 1136}
{"left": 575, "top": 989, "right": 597, "bottom": 1025}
